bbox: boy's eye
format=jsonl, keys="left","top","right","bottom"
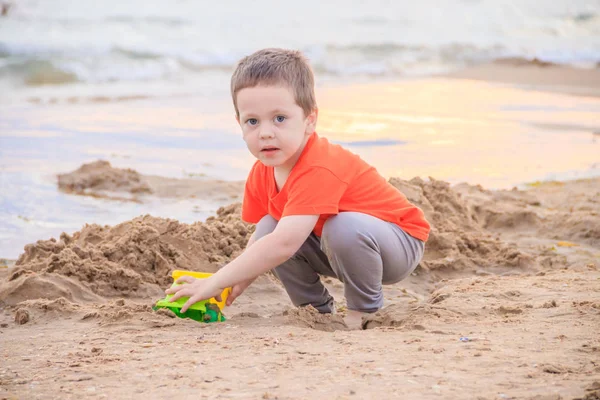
{"left": 246, "top": 118, "right": 258, "bottom": 126}
{"left": 275, "top": 115, "right": 286, "bottom": 123}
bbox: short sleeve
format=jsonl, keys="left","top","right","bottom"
{"left": 282, "top": 167, "right": 348, "bottom": 217}
{"left": 241, "top": 164, "right": 268, "bottom": 224}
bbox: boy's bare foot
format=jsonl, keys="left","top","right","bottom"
{"left": 344, "top": 310, "right": 369, "bottom": 330}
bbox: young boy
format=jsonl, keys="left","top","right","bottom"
{"left": 167, "top": 48, "right": 430, "bottom": 328}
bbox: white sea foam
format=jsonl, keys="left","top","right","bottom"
{"left": 0, "top": 0, "right": 598, "bottom": 96}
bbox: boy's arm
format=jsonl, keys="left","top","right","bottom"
{"left": 167, "top": 214, "right": 319, "bottom": 311}
{"left": 245, "top": 231, "right": 257, "bottom": 248}
{"left": 224, "top": 230, "right": 258, "bottom": 306}
{"left": 212, "top": 214, "right": 319, "bottom": 288}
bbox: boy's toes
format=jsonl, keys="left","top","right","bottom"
{"left": 343, "top": 310, "right": 368, "bottom": 330}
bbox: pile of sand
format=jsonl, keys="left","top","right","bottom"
{"left": 363, "top": 177, "right": 600, "bottom": 330}
{"left": 57, "top": 160, "right": 245, "bottom": 202}
{"left": 0, "top": 204, "right": 254, "bottom": 305}
{"left": 10, "top": 296, "right": 184, "bottom": 328}
{"left": 58, "top": 160, "right": 152, "bottom": 195}
{"left": 389, "top": 177, "right": 534, "bottom": 279}
{"left": 453, "top": 180, "right": 600, "bottom": 247}
{"left": 284, "top": 305, "right": 349, "bottom": 332}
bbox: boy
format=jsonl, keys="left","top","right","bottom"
{"left": 167, "top": 48, "right": 429, "bottom": 329}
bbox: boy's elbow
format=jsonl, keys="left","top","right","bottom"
{"left": 278, "top": 240, "right": 301, "bottom": 260}
{"left": 268, "top": 233, "right": 303, "bottom": 259}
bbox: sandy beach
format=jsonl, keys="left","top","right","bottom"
{"left": 1, "top": 90, "right": 599, "bottom": 398}
{"left": 1, "top": 3, "right": 600, "bottom": 396}
{"left": 0, "top": 174, "right": 599, "bottom": 398}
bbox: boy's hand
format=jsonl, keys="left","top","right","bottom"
{"left": 226, "top": 278, "right": 255, "bottom": 306}
{"left": 165, "top": 276, "right": 224, "bottom": 313}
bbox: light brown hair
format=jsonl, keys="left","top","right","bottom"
{"left": 231, "top": 48, "right": 317, "bottom": 117}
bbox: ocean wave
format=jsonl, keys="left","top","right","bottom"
{"left": 114, "top": 47, "right": 239, "bottom": 70}
{"left": 306, "top": 43, "right": 511, "bottom": 77}
{"left": 0, "top": 41, "right": 111, "bottom": 58}
{"left": 0, "top": 44, "right": 241, "bottom": 86}
{"left": 0, "top": 59, "right": 79, "bottom": 85}
{"left": 569, "top": 12, "right": 597, "bottom": 23}
{"left": 0, "top": 40, "right": 597, "bottom": 87}
{"left": 105, "top": 15, "right": 194, "bottom": 26}
{"left": 0, "top": 40, "right": 187, "bottom": 85}
{"left": 323, "top": 43, "right": 508, "bottom": 63}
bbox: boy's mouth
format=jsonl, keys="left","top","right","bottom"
{"left": 260, "top": 146, "right": 280, "bottom": 153}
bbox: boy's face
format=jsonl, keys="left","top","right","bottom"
{"left": 236, "top": 85, "right": 317, "bottom": 171}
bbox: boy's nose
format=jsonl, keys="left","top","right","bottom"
{"left": 258, "top": 128, "right": 275, "bottom": 139}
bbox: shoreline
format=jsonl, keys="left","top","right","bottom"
{"left": 5, "top": 58, "right": 600, "bottom": 107}
{"left": 444, "top": 58, "right": 600, "bottom": 98}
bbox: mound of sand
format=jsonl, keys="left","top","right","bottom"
{"left": 284, "top": 305, "right": 349, "bottom": 332}
{"left": 0, "top": 204, "right": 254, "bottom": 304}
{"left": 454, "top": 179, "right": 600, "bottom": 247}
{"left": 389, "top": 177, "right": 534, "bottom": 279}
{"left": 58, "top": 160, "right": 152, "bottom": 195}
{"left": 10, "top": 296, "right": 186, "bottom": 328}
{"left": 57, "top": 160, "right": 245, "bottom": 202}
{"left": 0, "top": 273, "right": 105, "bottom": 306}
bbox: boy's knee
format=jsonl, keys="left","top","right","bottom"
{"left": 254, "top": 215, "right": 278, "bottom": 240}
{"left": 321, "top": 213, "right": 368, "bottom": 253}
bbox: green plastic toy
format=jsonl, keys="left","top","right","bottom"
{"left": 153, "top": 283, "right": 226, "bottom": 323}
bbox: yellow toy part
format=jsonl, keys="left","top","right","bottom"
{"left": 171, "top": 270, "right": 231, "bottom": 311}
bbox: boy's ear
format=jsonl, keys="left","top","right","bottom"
{"left": 305, "top": 108, "right": 318, "bottom": 134}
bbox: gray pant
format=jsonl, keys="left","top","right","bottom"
{"left": 255, "top": 212, "right": 425, "bottom": 313}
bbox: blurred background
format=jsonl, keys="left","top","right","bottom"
{"left": 1, "top": 0, "right": 599, "bottom": 259}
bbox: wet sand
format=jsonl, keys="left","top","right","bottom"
{"left": 446, "top": 58, "right": 600, "bottom": 97}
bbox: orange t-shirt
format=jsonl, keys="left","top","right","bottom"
{"left": 242, "top": 133, "right": 430, "bottom": 242}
